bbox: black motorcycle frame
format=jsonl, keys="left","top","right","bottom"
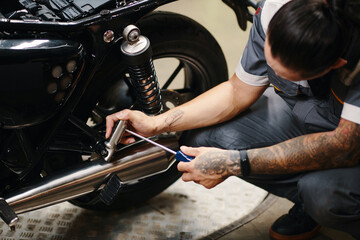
{"left": 0, "top": 0, "right": 258, "bottom": 225}
{"left": 0, "top": 0, "right": 256, "bottom": 178}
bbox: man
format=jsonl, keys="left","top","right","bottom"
{"left": 106, "top": 0, "right": 360, "bottom": 239}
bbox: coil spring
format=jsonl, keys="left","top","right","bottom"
{"left": 128, "top": 58, "right": 163, "bottom": 115}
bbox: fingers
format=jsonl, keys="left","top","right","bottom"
{"left": 177, "top": 161, "right": 192, "bottom": 172}
{"left": 180, "top": 146, "right": 200, "bottom": 157}
{"left": 181, "top": 173, "right": 218, "bottom": 189}
{"left": 177, "top": 146, "right": 199, "bottom": 177}
{"left": 105, "top": 110, "right": 131, "bottom": 139}
{"left": 105, "top": 115, "right": 117, "bottom": 139}
{"left": 177, "top": 162, "right": 198, "bottom": 183}
{"left": 177, "top": 146, "right": 226, "bottom": 189}
{"left": 181, "top": 172, "right": 196, "bottom": 182}
{"left": 119, "top": 136, "right": 136, "bottom": 145}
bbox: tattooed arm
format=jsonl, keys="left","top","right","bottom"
{"left": 106, "top": 73, "right": 267, "bottom": 142}
{"left": 248, "top": 118, "right": 360, "bottom": 174}
{"left": 177, "top": 118, "right": 360, "bottom": 189}
{"left": 155, "top": 74, "right": 266, "bottom": 133}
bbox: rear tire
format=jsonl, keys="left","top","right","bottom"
{"left": 70, "top": 11, "right": 228, "bottom": 210}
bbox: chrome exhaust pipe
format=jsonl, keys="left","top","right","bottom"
{"left": 4, "top": 135, "right": 178, "bottom": 214}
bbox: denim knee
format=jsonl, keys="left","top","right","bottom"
{"left": 179, "top": 129, "right": 209, "bottom": 147}
{"left": 298, "top": 170, "right": 360, "bottom": 236}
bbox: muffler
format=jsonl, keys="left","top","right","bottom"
{"left": 4, "top": 135, "right": 178, "bottom": 215}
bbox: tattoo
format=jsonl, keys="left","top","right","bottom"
{"left": 165, "top": 109, "right": 184, "bottom": 131}
{"left": 248, "top": 119, "right": 360, "bottom": 174}
{"left": 194, "top": 150, "right": 241, "bottom": 178}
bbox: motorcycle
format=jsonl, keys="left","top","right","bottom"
{"left": 0, "top": 0, "right": 257, "bottom": 230}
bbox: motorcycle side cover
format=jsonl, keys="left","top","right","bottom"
{"left": 0, "top": 38, "right": 84, "bottom": 128}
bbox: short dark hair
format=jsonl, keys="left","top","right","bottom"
{"left": 267, "top": 0, "right": 357, "bottom": 77}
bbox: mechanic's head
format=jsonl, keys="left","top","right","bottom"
{"left": 265, "top": 0, "right": 359, "bottom": 81}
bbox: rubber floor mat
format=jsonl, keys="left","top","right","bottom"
{"left": 0, "top": 177, "right": 267, "bottom": 240}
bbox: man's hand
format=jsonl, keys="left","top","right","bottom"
{"left": 105, "top": 109, "right": 158, "bottom": 144}
{"left": 177, "top": 146, "right": 241, "bottom": 189}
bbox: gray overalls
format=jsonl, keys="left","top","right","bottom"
{"left": 180, "top": 0, "right": 360, "bottom": 238}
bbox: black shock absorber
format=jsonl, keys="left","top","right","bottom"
{"left": 120, "top": 25, "right": 163, "bottom": 115}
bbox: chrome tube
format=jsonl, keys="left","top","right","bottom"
{"left": 5, "top": 136, "right": 178, "bottom": 214}
{"left": 104, "top": 120, "right": 127, "bottom": 161}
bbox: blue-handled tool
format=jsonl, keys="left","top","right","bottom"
{"left": 125, "top": 129, "right": 194, "bottom": 162}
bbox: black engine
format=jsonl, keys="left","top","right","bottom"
{"left": 3, "top": 0, "right": 118, "bottom": 21}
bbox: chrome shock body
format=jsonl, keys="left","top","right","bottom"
{"left": 104, "top": 25, "right": 163, "bottom": 162}
{"left": 120, "top": 25, "right": 163, "bottom": 115}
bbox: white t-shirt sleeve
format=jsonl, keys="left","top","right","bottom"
{"left": 236, "top": 0, "right": 289, "bottom": 86}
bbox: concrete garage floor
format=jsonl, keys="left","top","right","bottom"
{"left": 159, "top": 1, "right": 356, "bottom": 240}
{"left": 217, "top": 196, "right": 355, "bottom": 240}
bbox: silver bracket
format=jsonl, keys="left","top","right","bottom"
{"left": 104, "top": 120, "right": 127, "bottom": 162}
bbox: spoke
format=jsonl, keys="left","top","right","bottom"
{"left": 161, "top": 61, "right": 184, "bottom": 89}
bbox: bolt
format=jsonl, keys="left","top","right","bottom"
{"left": 104, "top": 30, "right": 115, "bottom": 43}
{"left": 122, "top": 25, "right": 141, "bottom": 43}
{"left": 100, "top": 9, "right": 110, "bottom": 16}
{"left": 101, "top": 149, "right": 108, "bottom": 157}
{"left": 128, "top": 30, "right": 139, "bottom": 42}
{"left": 103, "top": 30, "right": 115, "bottom": 43}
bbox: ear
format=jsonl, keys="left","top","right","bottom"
{"left": 331, "top": 58, "right": 347, "bottom": 69}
